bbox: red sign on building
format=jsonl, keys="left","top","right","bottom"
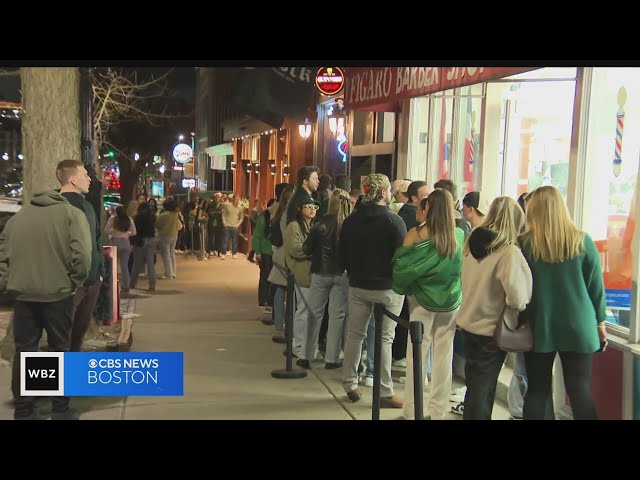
{"left": 315, "top": 67, "right": 345, "bottom": 96}
{"left": 344, "top": 67, "right": 537, "bottom": 110}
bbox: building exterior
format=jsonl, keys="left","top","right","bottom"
{"left": 344, "top": 66, "right": 640, "bottom": 420}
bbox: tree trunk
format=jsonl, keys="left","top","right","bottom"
{"left": 0, "top": 68, "right": 81, "bottom": 360}
{"left": 21, "top": 67, "right": 81, "bottom": 200}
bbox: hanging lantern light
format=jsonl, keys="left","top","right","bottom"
{"left": 298, "top": 118, "right": 312, "bottom": 140}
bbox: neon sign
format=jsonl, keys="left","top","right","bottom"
{"left": 337, "top": 133, "right": 348, "bottom": 163}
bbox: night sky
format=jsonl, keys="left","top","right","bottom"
{"left": 0, "top": 67, "right": 196, "bottom": 105}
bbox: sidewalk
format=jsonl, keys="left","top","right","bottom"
{"left": 0, "top": 253, "right": 510, "bottom": 420}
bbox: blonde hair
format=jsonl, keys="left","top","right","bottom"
{"left": 419, "top": 189, "right": 457, "bottom": 258}
{"left": 524, "top": 186, "right": 584, "bottom": 263}
{"left": 328, "top": 188, "right": 352, "bottom": 234}
{"left": 463, "top": 196, "right": 524, "bottom": 256}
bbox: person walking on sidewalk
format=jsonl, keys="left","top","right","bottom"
{"left": 57, "top": 160, "right": 105, "bottom": 353}
{"left": 105, "top": 206, "right": 136, "bottom": 294}
{"left": 0, "top": 188, "right": 92, "bottom": 420}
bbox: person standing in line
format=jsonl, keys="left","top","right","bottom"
{"left": 57, "top": 160, "right": 105, "bottom": 353}
{"left": 0, "top": 186, "right": 91, "bottom": 420}
{"left": 520, "top": 186, "right": 606, "bottom": 420}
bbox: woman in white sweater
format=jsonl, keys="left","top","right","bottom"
{"left": 455, "top": 196, "right": 533, "bottom": 420}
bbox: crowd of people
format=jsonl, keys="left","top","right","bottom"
{"left": 251, "top": 167, "right": 607, "bottom": 420}
{"left": 0, "top": 157, "right": 607, "bottom": 420}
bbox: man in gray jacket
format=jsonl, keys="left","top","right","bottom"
{"left": 0, "top": 190, "right": 92, "bottom": 420}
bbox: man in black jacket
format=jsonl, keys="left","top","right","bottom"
{"left": 338, "top": 173, "right": 406, "bottom": 407}
{"left": 58, "top": 160, "right": 104, "bottom": 353}
{"left": 286, "top": 166, "right": 319, "bottom": 224}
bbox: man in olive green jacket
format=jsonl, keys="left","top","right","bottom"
{"left": 0, "top": 190, "right": 92, "bottom": 420}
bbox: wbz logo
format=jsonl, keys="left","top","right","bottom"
{"left": 21, "top": 352, "right": 64, "bottom": 396}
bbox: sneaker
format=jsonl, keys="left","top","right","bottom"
{"left": 263, "top": 306, "right": 273, "bottom": 314}
{"left": 451, "top": 402, "right": 464, "bottom": 416}
{"left": 362, "top": 373, "right": 374, "bottom": 388}
{"left": 314, "top": 349, "right": 324, "bottom": 361}
{"left": 220, "top": 256, "right": 226, "bottom": 260}
{"left": 296, "top": 359, "right": 311, "bottom": 370}
{"left": 347, "top": 387, "right": 362, "bottom": 403}
{"left": 232, "top": 254, "right": 238, "bottom": 259}
{"left": 450, "top": 386, "right": 467, "bottom": 403}
{"left": 449, "top": 387, "right": 467, "bottom": 403}
{"left": 339, "top": 351, "right": 344, "bottom": 361}
{"left": 325, "top": 362, "right": 343, "bottom": 370}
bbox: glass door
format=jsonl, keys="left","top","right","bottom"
{"left": 498, "top": 81, "right": 576, "bottom": 200}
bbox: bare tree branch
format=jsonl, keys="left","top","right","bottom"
{"left": 92, "top": 67, "right": 186, "bottom": 150}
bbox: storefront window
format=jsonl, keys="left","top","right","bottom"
{"left": 352, "top": 111, "right": 374, "bottom": 146}
{"left": 482, "top": 80, "right": 575, "bottom": 201}
{"left": 377, "top": 112, "right": 396, "bottom": 143}
{"left": 429, "top": 90, "right": 455, "bottom": 185}
{"left": 506, "top": 67, "right": 578, "bottom": 81}
{"left": 407, "top": 96, "right": 430, "bottom": 182}
{"left": 452, "top": 84, "right": 484, "bottom": 196}
{"left": 581, "top": 68, "right": 640, "bottom": 330}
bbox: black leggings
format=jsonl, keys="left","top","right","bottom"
{"left": 523, "top": 351, "right": 597, "bottom": 420}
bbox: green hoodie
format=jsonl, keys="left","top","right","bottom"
{"left": 392, "top": 227, "right": 464, "bottom": 312}
{"left": 0, "top": 191, "right": 92, "bottom": 302}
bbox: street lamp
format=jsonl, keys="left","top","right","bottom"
{"left": 298, "top": 118, "right": 312, "bottom": 140}
{"left": 328, "top": 98, "right": 347, "bottom": 138}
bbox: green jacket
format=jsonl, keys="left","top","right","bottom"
{"left": 392, "top": 228, "right": 464, "bottom": 312}
{"left": 520, "top": 233, "right": 606, "bottom": 353}
{"left": 252, "top": 211, "right": 272, "bottom": 256}
{"left": 284, "top": 220, "right": 312, "bottom": 288}
{"left": 0, "top": 191, "right": 92, "bottom": 302}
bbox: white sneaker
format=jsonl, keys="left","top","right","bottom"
{"left": 451, "top": 402, "right": 464, "bottom": 415}
{"left": 314, "top": 350, "right": 324, "bottom": 361}
{"left": 450, "top": 386, "right": 467, "bottom": 403}
{"left": 220, "top": 256, "right": 226, "bottom": 260}
{"left": 362, "top": 374, "right": 374, "bottom": 388}
{"left": 339, "top": 351, "right": 344, "bottom": 361}
{"left": 232, "top": 254, "right": 238, "bottom": 259}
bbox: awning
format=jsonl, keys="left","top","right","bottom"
{"left": 344, "top": 67, "right": 538, "bottom": 110}
{"left": 205, "top": 143, "right": 234, "bottom": 157}
{"left": 222, "top": 116, "right": 277, "bottom": 142}
{"left": 205, "top": 143, "right": 234, "bottom": 170}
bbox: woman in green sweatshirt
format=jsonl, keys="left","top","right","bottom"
{"left": 392, "top": 189, "right": 464, "bottom": 420}
{"left": 520, "top": 186, "right": 607, "bottom": 420}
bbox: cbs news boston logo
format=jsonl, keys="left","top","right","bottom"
{"left": 21, "top": 352, "right": 183, "bottom": 397}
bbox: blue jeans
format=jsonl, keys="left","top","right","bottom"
{"left": 273, "top": 286, "right": 285, "bottom": 331}
{"left": 508, "top": 352, "right": 527, "bottom": 418}
{"left": 131, "top": 237, "right": 157, "bottom": 288}
{"left": 223, "top": 227, "right": 238, "bottom": 255}
{"left": 303, "top": 274, "right": 349, "bottom": 364}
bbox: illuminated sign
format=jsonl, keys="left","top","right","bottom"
{"left": 315, "top": 67, "right": 345, "bottom": 96}
{"left": 172, "top": 143, "right": 193, "bottom": 164}
{"left": 182, "top": 178, "right": 196, "bottom": 188}
{"left": 337, "top": 133, "right": 348, "bottom": 163}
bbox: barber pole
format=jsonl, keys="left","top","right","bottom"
{"left": 613, "top": 87, "right": 627, "bottom": 178}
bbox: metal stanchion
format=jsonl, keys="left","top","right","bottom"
{"left": 373, "top": 302, "right": 424, "bottom": 420}
{"left": 372, "top": 304, "right": 384, "bottom": 421}
{"left": 409, "top": 320, "right": 424, "bottom": 421}
{"left": 271, "top": 272, "right": 307, "bottom": 379}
